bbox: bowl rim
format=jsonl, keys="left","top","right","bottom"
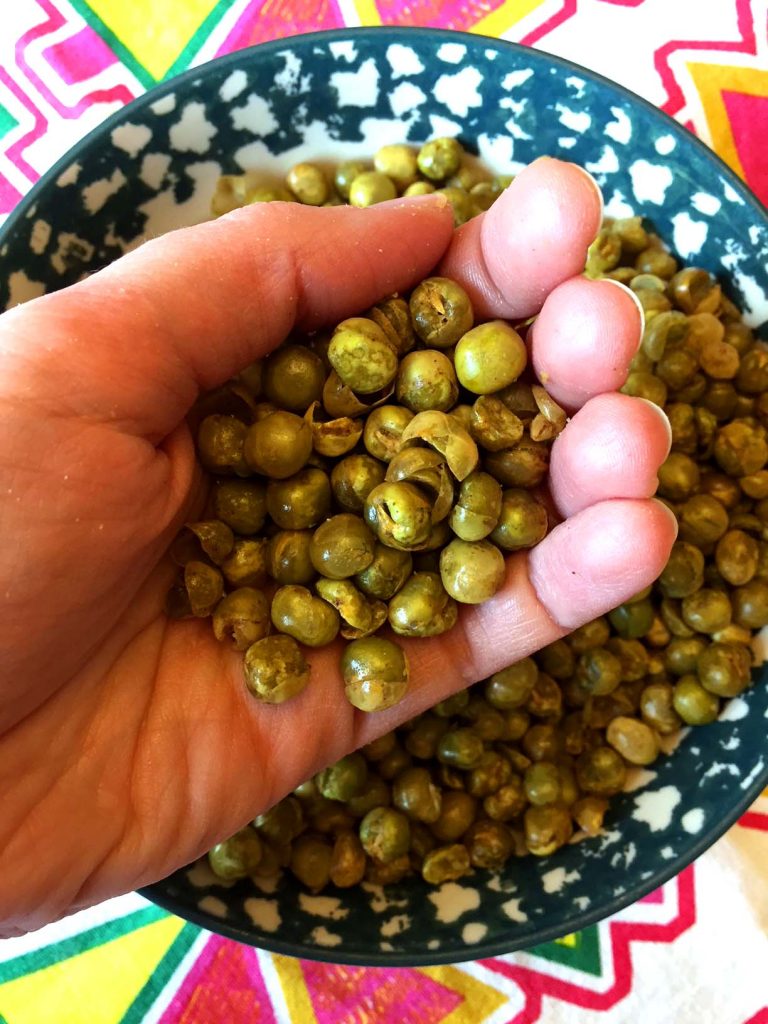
{"left": 3, "top": 24, "right": 767, "bottom": 965}
{"left": 1, "top": 24, "right": 767, "bottom": 256}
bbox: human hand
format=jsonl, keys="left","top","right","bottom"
{"left": 0, "top": 158, "right": 676, "bottom": 935}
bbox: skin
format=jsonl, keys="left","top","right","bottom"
{"left": 0, "top": 157, "right": 675, "bottom": 936}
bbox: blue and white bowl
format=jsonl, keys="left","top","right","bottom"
{"left": 1, "top": 28, "right": 766, "bottom": 965}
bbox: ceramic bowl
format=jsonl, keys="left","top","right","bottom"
{"left": 1, "top": 27, "right": 767, "bottom": 966}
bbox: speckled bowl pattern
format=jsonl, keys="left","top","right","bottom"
{"left": 1, "top": 28, "right": 767, "bottom": 966}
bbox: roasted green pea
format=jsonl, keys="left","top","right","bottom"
{"left": 221, "top": 537, "right": 269, "bottom": 588}
{"left": 310, "top": 513, "right": 376, "bottom": 578}
{"left": 331, "top": 454, "right": 386, "bottom": 513}
{"left": 658, "top": 453, "right": 701, "bottom": 501}
{"left": 262, "top": 345, "right": 325, "bottom": 412}
{"left": 373, "top": 143, "right": 418, "bottom": 189}
{"left": 208, "top": 828, "right": 263, "bottom": 880}
{"left": 290, "top": 835, "right": 332, "bottom": 890}
{"left": 330, "top": 831, "right": 367, "bottom": 888}
{"left": 696, "top": 642, "right": 752, "bottom": 697}
{"left": 355, "top": 543, "right": 412, "bottom": 600}
{"left": 271, "top": 584, "right": 340, "bottom": 646}
{"left": 363, "top": 481, "right": 433, "bottom": 550}
{"left": 485, "top": 659, "right": 541, "bottom": 710}
{"left": 485, "top": 441, "right": 550, "bottom": 489}
{"left": 244, "top": 634, "right": 311, "bottom": 704}
{"left": 606, "top": 716, "right": 659, "bottom": 765}
{"left": 577, "top": 648, "right": 623, "bottom": 696}
{"left": 348, "top": 171, "right": 397, "bottom": 207}
{"left": 736, "top": 347, "right": 768, "bottom": 394}
{"left": 639, "top": 681, "right": 682, "bottom": 734}
{"left": 465, "top": 819, "right": 515, "bottom": 869}
{"left": 317, "top": 754, "right": 368, "bottom": 802}
{"left": 267, "top": 530, "right": 315, "bottom": 585}
{"left": 399, "top": 409, "right": 479, "bottom": 481}
{"left": 572, "top": 797, "right": 610, "bottom": 836}
{"left": 184, "top": 561, "right": 224, "bottom": 616}
{"left": 359, "top": 806, "right": 410, "bottom": 863}
{"left": 421, "top": 844, "right": 471, "bottom": 883}
{"left": 417, "top": 137, "right": 463, "bottom": 181}
{"left": 328, "top": 317, "right": 398, "bottom": 394}
{"left": 212, "top": 588, "right": 270, "bottom": 650}
{"left": 681, "top": 588, "right": 732, "bottom": 633}
{"left": 341, "top": 636, "right": 410, "bottom": 712}
{"left": 437, "top": 729, "right": 484, "bottom": 770}
{"left": 449, "top": 472, "right": 503, "bottom": 542}
{"left": 524, "top": 805, "right": 573, "bottom": 857}
{"left": 286, "top": 162, "right": 328, "bottom": 205}
{"left": 212, "top": 480, "right": 268, "bottom": 535}
{"left": 609, "top": 599, "right": 655, "bottom": 639}
{"left": 393, "top": 767, "right": 442, "bottom": 823}
{"left": 404, "top": 716, "right": 449, "bottom": 760}
{"left": 524, "top": 761, "right": 562, "bottom": 805}
{"left": 467, "top": 750, "right": 512, "bottom": 797}
{"left": 673, "top": 675, "right": 720, "bottom": 724}
{"left": 388, "top": 572, "right": 458, "bottom": 637}
{"left": 483, "top": 778, "right": 526, "bottom": 822}
{"left": 315, "top": 577, "right": 387, "bottom": 639}
{"left": 409, "top": 276, "right": 474, "bottom": 349}
{"left": 714, "top": 420, "right": 768, "bottom": 476}
{"left": 335, "top": 160, "right": 369, "bottom": 199}
{"left": 395, "top": 349, "right": 459, "bottom": 413}
{"left": 665, "top": 636, "right": 707, "bottom": 675}
{"left": 679, "top": 494, "right": 729, "bottom": 545}
{"left": 266, "top": 467, "right": 332, "bottom": 530}
{"left": 732, "top": 579, "right": 768, "bottom": 628}
{"left": 576, "top": 746, "right": 627, "bottom": 796}
{"left": 489, "top": 487, "right": 548, "bottom": 551}
{"left": 363, "top": 405, "right": 415, "bottom": 463}
{"left": 439, "top": 538, "right": 506, "bottom": 604}
{"left": 454, "top": 321, "right": 527, "bottom": 394}
{"left": 369, "top": 296, "right": 416, "bottom": 355}
{"left": 659, "top": 542, "right": 705, "bottom": 599}
{"left": 197, "top": 414, "right": 249, "bottom": 476}
{"left": 244, "top": 410, "right": 312, "bottom": 478}
{"left": 470, "top": 395, "right": 524, "bottom": 451}
{"left": 430, "top": 791, "right": 477, "bottom": 841}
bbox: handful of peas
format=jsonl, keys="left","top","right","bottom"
{"left": 166, "top": 138, "right": 767, "bottom": 890}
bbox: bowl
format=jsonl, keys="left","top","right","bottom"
{"left": 1, "top": 27, "right": 767, "bottom": 966}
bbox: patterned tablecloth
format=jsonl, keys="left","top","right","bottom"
{"left": 1, "top": 2, "right": 767, "bottom": 1022}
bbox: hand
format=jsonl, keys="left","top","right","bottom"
{"left": 0, "top": 158, "right": 676, "bottom": 935}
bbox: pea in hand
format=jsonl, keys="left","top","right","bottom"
{"left": 0, "top": 158, "right": 675, "bottom": 936}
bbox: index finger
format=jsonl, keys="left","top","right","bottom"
{"left": 0, "top": 196, "right": 453, "bottom": 441}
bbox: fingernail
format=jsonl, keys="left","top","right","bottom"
{"left": 600, "top": 276, "right": 646, "bottom": 342}
{"left": 571, "top": 163, "right": 604, "bottom": 221}
{"left": 636, "top": 396, "right": 673, "bottom": 454}
{"left": 651, "top": 497, "right": 679, "bottom": 539}
{"left": 389, "top": 192, "right": 450, "bottom": 211}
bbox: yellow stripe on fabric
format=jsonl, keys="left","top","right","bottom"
{"left": 0, "top": 915, "right": 184, "bottom": 1024}
{"left": 555, "top": 932, "right": 578, "bottom": 948}
{"left": 470, "top": 0, "right": 544, "bottom": 39}
{"left": 81, "top": 0, "right": 221, "bottom": 81}
{"left": 351, "top": 0, "right": 383, "bottom": 27}
{"left": 272, "top": 955, "right": 319, "bottom": 1024}
{"left": 420, "top": 966, "right": 507, "bottom": 1023}
{"left": 685, "top": 61, "right": 768, "bottom": 182}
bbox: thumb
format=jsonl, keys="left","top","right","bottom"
{"left": 0, "top": 195, "right": 453, "bottom": 441}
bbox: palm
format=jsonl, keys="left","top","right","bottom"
{"left": 0, "top": 161, "right": 675, "bottom": 936}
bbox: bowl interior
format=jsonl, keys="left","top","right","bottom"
{"left": 2, "top": 27, "right": 767, "bottom": 965}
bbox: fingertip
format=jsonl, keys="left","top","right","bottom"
{"left": 438, "top": 158, "right": 604, "bottom": 319}
{"left": 529, "top": 498, "right": 677, "bottom": 629}
{"left": 531, "top": 276, "right": 644, "bottom": 408}
{"left": 550, "top": 392, "right": 673, "bottom": 516}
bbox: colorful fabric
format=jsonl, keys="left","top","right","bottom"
{"left": 1, "top": 2, "right": 767, "bottom": 1021}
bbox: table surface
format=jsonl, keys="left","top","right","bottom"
{"left": 1, "top": 2, "right": 767, "bottom": 1022}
